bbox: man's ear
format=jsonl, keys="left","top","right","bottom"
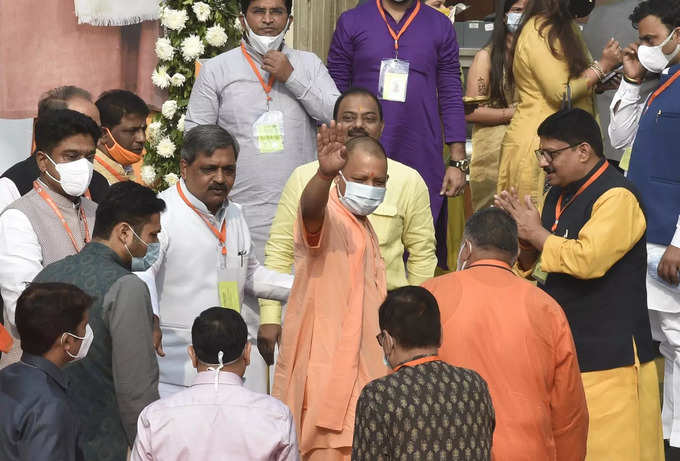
{"left": 188, "top": 345, "right": 198, "bottom": 369}
{"left": 578, "top": 142, "right": 594, "bottom": 163}
{"left": 35, "top": 151, "right": 49, "bottom": 174}
{"left": 179, "top": 159, "right": 188, "bottom": 180}
{"left": 378, "top": 120, "right": 385, "bottom": 137}
{"left": 99, "top": 127, "right": 113, "bottom": 150}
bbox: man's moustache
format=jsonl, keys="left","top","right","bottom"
{"left": 209, "top": 185, "right": 227, "bottom": 191}
{"left": 348, "top": 128, "right": 369, "bottom": 137}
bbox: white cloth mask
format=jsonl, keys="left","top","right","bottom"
{"left": 338, "top": 171, "right": 386, "bottom": 216}
{"left": 506, "top": 12, "right": 522, "bottom": 34}
{"left": 63, "top": 324, "right": 94, "bottom": 362}
{"left": 45, "top": 155, "right": 93, "bottom": 197}
{"left": 638, "top": 28, "right": 680, "bottom": 74}
{"left": 243, "top": 16, "right": 290, "bottom": 56}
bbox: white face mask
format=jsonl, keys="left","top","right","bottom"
{"left": 338, "top": 171, "right": 386, "bottom": 216}
{"left": 456, "top": 240, "right": 471, "bottom": 271}
{"left": 62, "top": 324, "right": 94, "bottom": 362}
{"left": 45, "top": 155, "right": 93, "bottom": 197}
{"left": 506, "top": 12, "right": 522, "bottom": 34}
{"left": 638, "top": 28, "right": 680, "bottom": 74}
{"left": 243, "top": 16, "right": 290, "bottom": 56}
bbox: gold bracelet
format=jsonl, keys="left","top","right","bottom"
{"left": 623, "top": 74, "right": 642, "bottom": 85}
{"left": 590, "top": 62, "right": 605, "bottom": 81}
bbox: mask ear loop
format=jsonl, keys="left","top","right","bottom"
{"left": 207, "top": 351, "right": 224, "bottom": 390}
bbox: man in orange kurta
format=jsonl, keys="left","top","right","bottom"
{"left": 273, "top": 126, "right": 388, "bottom": 461}
{"left": 422, "top": 208, "right": 589, "bottom": 461}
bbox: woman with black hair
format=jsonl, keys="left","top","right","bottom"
{"left": 466, "top": 0, "right": 526, "bottom": 212}
{"left": 496, "top": 0, "right": 622, "bottom": 206}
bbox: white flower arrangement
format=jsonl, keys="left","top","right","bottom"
{"left": 161, "top": 100, "right": 178, "bottom": 119}
{"left": 161, "top": 8, "right": 189, "bottom": 31}
{"left": 140, "top": 165, "right": 157, "bottom": 185}
{"left": 156, "top": 137, "right": 176, "bottom": 158}
{"left": 180, "top": 34, "right": 205, "bottom": 62}
{"left": 155, "top": 37, "right": 175, "bottom": 61}
{"left": 145, "top": 0, "right": 241, "bottom": 190}
{"left": 163, "top": 172, "right": 180, "bottom": 186}
{"left": 170, "top": 73, "right": 186, "bottom": 87}
{"left": 152, "top": 66, "right": 171, "bottom": 89}
{"left": 206, "top": 25, "right": 228, "bottom": 48}
{"left": 192, "top": 2, "right": 212, "bottom": 22}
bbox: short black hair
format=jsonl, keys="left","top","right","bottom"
{"left": 96, "top": 90, "right": 149, "bottom": 129}
{"left": 241, "top": 0, "right": 293, "bottom": 14}
{"left": 537, "top": 108, "right": 604, "bottom": 158}
{"left": 379, "top": 286, "right": 441, "bottom": 349}
{"left": 182, "top": 124, "right": 240, "bottom": 164}
{"left": 92, "top": 181, "right": 166, "bottom": 239}
{"left": 463, "top": 208, "right": 519, "bottom": 259}
{"left": 35, "top": 109, "right": 101, "bottom": 154}
{"left": 333, "top": 87, "right": 383, "bottom": 121}
{"left": 345, "top": 135, "right": 387, "bottom": 158}
{"left": 192, "top": 307, "right": 248, "bottom": 364}
{"left": 37, "top": 86, "right": 92, "bottom": 119}
{"left": 16, "top": 282, "right": 93, "bottom": 356}
{"left": 630, "top": 0, "right": 680, "bottom": 30}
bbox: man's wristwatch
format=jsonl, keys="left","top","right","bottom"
{"left": 448, "top": 158, "right": 470, "bottom": 174}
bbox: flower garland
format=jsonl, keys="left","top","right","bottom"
{"left": 144, "top": 0, "right": 242, "bottom": 189}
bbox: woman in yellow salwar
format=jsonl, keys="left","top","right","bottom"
{"left": 465, "top": 0, "right": 526, "bottom": 212}
{"left": 496, "top": 0, "right": 621, "bottom": 206}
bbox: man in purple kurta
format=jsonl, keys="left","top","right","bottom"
{"left": 328, "top": 0, "right": 466, "bottom": 267}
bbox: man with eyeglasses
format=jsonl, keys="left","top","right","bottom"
{"left": 495, "top": 108, "right": 663, "bottom": 461}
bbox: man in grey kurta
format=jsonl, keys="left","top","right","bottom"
{"left": 33, "top": 182, "right": 165, "bottom": 461}
{"left": 185, "top": 0, "right": 339, "bottom": 262}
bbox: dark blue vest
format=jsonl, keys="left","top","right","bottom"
{"left": 627, "top": 63, "right": 680, "bottom": 245}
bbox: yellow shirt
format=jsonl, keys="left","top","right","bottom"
{"left": 498, "top": 16, "right": 596, "bottom": 206}
{"left": 93, "top": 150, "right": 136, "bottom": 185}
{"left": 259, "top": 159, "right": 436, "bottom": 324}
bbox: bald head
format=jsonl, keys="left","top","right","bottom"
{"left": 37, "top": 86, "right": 100, "bottom": 126}
{"left": 345, "top": 135, "right": 387, "bottom": 160}
{"left": 339, "top": 136, "right": 388, "bottom": 191}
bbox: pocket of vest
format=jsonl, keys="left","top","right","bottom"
{"left": 651, "top": 176, "right": 680, "bottom": 186}
{"left": 656, "top": 111, "right": 680, "bottom": 122}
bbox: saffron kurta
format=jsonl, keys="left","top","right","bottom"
{"left": 327, "top": 0, "right": 466, "bottom": 264}
{"left": 272, "top": 188, "right": 388, "bottom": 458}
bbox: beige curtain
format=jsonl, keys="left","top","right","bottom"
{"left": 0, "top": 0, "right": 162, "bottom": 119}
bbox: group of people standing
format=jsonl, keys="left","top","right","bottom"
{"left": 0, "top": 0, "right": 679, "bottom": 460}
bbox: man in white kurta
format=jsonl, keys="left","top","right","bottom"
{"left": 139, "top": 125, "right": 292, "bottom": 395}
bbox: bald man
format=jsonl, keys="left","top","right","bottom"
{"left": 273, "top": 128, "right": 389, "bottom": 461}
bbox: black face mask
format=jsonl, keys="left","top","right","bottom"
{"left": 569, "top": 0, "right": 596, "bottom": 19}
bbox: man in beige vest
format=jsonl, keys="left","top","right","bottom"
{"left": 0, "top": 109, "right": 100, "bottom": 368}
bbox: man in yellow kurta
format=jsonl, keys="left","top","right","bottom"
{"left": 496, "top": 109, "right": 663, "bottom": 461}
{"left": 94, "top": 90, "right": 149, "bottom": 184}
{"left": 273, "top": 127, "right": 388, "bottom": 461}
{"left": 257, "top": 88, "right": 436, "bottom": 364}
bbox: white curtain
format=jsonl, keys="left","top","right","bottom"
{"left": 74, "top": 0, "right": 160, "bottom": 26}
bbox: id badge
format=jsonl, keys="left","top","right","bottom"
{"left": 253, "top": 110, "right": 284, "bottom": 153}
{"left": 532, "top": 257, "right": 549, "bottom": 285}
{"left": 379, "top": 59, "right": 410, "bottom": 103}
{"left": 217, "top": 255, "right": 246, "bottom": 313}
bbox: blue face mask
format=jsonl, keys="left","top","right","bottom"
{"left": 124, "top": 225, "right": 160, "bottom": 271}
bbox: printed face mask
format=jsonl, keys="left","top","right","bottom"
{"left": 45, "top": 155, "right": 93, "bottom": 197}
{"left": 638, "top": 29, "right": 680, "bottom": 74}
{"left": 338, "top": 171, "right": 386, "bottom": 216}
{"left": 506, "top": 12, "right": 522, "bottom": 34}
{"left": 243, "top": 16, "right": 290, "bottom": 56}
{"left": 124, "top": 225, "right": 160, "bottom": 271}
{"left": 104, "top": 128, "right": 144, "bottom": 166}
{"left": 62, "top": 324, "right": 94, "bottom": 362}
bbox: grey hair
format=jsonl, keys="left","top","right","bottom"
{"left": 37, "top": 86, "right": 92, "bottom": 119}
{"left": 463, "top": 208, "right": 519, "bottom": 260}
{"left": 181, "top": 124, "right": 240, "bottom": 164}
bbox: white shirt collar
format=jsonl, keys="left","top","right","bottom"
{"left": 178, "top": 178, "right": 228, "bottom": 222}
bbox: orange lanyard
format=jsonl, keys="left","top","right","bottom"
{"left": 393, "top": 354, "right": 440, "bottom": 372}
{"left": 552, "top": 161, "right": 609, "bottom": 232}
{"left": 376, "top": 0, "right": 421, "bottom": 57}
{"left": 176, "top": 182, "right": 227, "bottom": 256}
{"left": 241, "top": 42, "right": 276, "bottom": 108}
{"left": 33, "top": 181, "right": 90, "bottom": 252}
{"left": 95, "top": 154, "right": 127, "bottom": 182}
{"left": 646, "top": 69, "right": 680, "bottom": 110}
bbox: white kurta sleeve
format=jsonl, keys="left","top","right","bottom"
{"left": 608, "top": 79, "right": 652, "bottom": 149}
{"left": 284, "top": 52, "right": 340, "bottom": 124}
{"left": 245, "top": 242, "right": 293, "bottom": 302}
{"left": 0, "top": 209, "right": 43, "bottom": 334}
{"left": 0, "top": 178, "right": 20, "bottom": 213}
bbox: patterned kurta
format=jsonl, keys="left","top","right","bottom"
{"left": 352, "top": 360, "right": 495, "bottom": 461}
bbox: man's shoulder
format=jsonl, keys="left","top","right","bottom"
{"left": 203, "top": 47, "right": 242, "bottom": 72}
{"left": 34, "top": 255, "right": 77, "bottom": 282}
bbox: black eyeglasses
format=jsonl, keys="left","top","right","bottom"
{"left": 534, "top": 142, "right": 582, "bottom": 163}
